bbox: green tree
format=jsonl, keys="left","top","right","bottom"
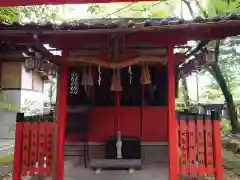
{"left": 0, "top": 5, "right": 65, "bottom": 23}
{"left": 202, "top": 74, "right": 222, "bottom": 100}
{"left": 203, "top": 0, "right": 240, "bottom": 133}
{"left": 20, "top": 5, "right": 65, "bottom": 23}
{"left": 184, "top": 0, "right": 240, "bottom": 133}
{"left": 221, "top": 0, "right": 240, "bottom": 8}
{"left": 203, "top": 0, "right": 239, "bottom": 17}
{"left": 202, "top": 36, "right": 240, "bottom": 100}
{"left": 87, "top": 1, "right": 178, "bottom": 18}
{"left": 0, "top": 7, "right": 20, "bottom": 22}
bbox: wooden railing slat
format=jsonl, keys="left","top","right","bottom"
{"left": 21, "top": 123, "right": 31, "bottom": 176}
{"left": 179, "top": 119, "right": 189, "bottom": 176}
{"left": 196, "top": 119, "right": 206, "bottom": 177}
{"left": 177, "top": 111, "right": 222, "bottom": 179}
{"left": 188, "top": 119, "right": 197, "bottom": 177}
{"left": 29, "top": 122, "right": 38, "bottom": 176}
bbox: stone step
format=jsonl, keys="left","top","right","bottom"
{"left": 89, "top": 159, "right": 142, "bottom": 169}
{"left": 64, "top": 144, "right": 86, "bottom": 156}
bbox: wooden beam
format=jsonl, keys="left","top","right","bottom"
{"left": 0, "top": 58, "right": 25, "bottom": 62}
{"left": 0, "top": 51, "right": 25, "bottom": 59}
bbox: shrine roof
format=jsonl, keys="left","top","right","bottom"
{"left": 1, "top": 14, "right": 240, "bottom": 44}
{"left": 1, "top": 15, "right": 240, "bottom": 31}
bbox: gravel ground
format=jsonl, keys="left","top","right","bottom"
{"left": 0, "top": 168, "right": 239, "bottom": 180}
{"left": 223, "top": 168, "right": 240, "bottom": 180}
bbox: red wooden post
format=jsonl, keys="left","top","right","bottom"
{"left": 21, "top": 121, "right": 31, "bottom": 176}
{"left": 168, "top": 45, "right": 179, "bottom": 180}
{"left": 140, "top": 85, "right": 144, "bottom": 137}
{"left": 188, "top": 115, "right": 197, "bottom": 177}
{"left": 55, "top": 64, "right": 68, "bottom": 180}
{"left": 12, "top": 113, "right": 24, "bottom": 180}
{"left": 196, "top": 115, "right": 205, "bottom": 177}
{"left": 45, "top": 122, "right": 55, "bottom": 176}
{"left": 204, "top": 115, "right": 214, "bottom": 177}
{"left": 179, "top": 113, "right": 188, "bottom": 176}
{"left": 29, "top": 120, "right": 39, "bottom": 176}
{"left": 37, "top": 122, "right": 46, "bottom": 175}
{"left": 212, "top": 111, "right": 223, "bottom": 180}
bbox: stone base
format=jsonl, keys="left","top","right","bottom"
{"left": 89, "top": 159, "right": 142, "bottom": 169}
{"left": 64, "top": 142, "right": 168, "bottom": 165}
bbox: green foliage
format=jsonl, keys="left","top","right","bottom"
{"left": 221, "top": 0, "right": 240, "bottom": 8}
{"left": 20, "top": 5, "right": 64, "bottom": 23}
{"left": 0, "top": 153, "right": 13, "bottom": 165}
{"left": 230, "top": 139, "right": 240, "bottom": 145}
{"left": 0, "top": 7, "right": 20, "bottom": 22}
{"left": 222, "top": 149, "right": 240, "bottom": 172}
{"left": 202, "top": 36, "right": 240, "bottom": 102}
{"left": 0, "top": 5, "right": 64, "bottom": 24}
{"left": 201, "top": 71, "right": 223, "bottom": 100}
{"left": 203, "top": 0, "right": 240, "bottom": 17}
{"left": 221, "top": 119, "right": 231, "bottom": 136}
{"left": 87, "top": 5, "right": 105, "bottom": 15}
{"left": 0, "top": 90, "right": 20, "bottom": 111}
{"left": 176, "top": 103, "right": 186, "bottom": 111}
{"left": 87, "top": 1, "right": 178, "bottom": 18}
{"left": 218, "top": 36, "right": 240, "bottom": 93}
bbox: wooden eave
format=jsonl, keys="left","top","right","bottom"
{"left": 1, "top": 17, "right": 240, "bottom": 44}
{"left": 0, "top": 16, "right": 239, "bottom": 74}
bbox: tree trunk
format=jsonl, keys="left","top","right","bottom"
{"left": 181, "top": 78, "right": 190, "bottom": 109}
{"left": 183, "top": 0, "right": 240, "bottom": 133}
{"left": 209, "top": 41, "right": 240, "bottom": 134}
{"left": 209, "top": 63, "right": 240, "bottom": 134}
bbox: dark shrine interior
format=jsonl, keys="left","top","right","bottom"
{"left": 67, "top": 64, "right": 169, "bottom": 107}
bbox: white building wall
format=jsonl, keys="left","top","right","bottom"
{"left": 0, "top": 63, "right": 48, "bottom": 140}
{"left": 21, "top": 64, "right": 33, "bottom": 89}
{"left": 0, "top": 90, "right": 21, "bottom": 139}
{"left": 20, "top": 90, "right": 46, "bottom": 116}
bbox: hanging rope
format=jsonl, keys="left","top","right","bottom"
{"left": 87, "top": 65, "right": 94, "bottom": 86}
{"left": 59, "top": 56, "right": 167, "bottom": 69}
{"left": 140, "top": 63, "right": 151, "bottom": 85}
{"left": 111, "top": 69, "right": 122, "bottom": 92}
{"left": 81, "top": 67, "right": 88, "bottom": 87}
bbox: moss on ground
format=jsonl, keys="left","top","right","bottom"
{"left": 222, "top": 149, "right": 240, "bottom": 173}
{"left": 0, "top": 153, "right": 13, "bottom": 165}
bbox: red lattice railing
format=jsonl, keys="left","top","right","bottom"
{"left": 12, "top": 113, "right": 56, "bottom": 180}
{"left": 177, "top": 110, "right": 223, "bottom": 180}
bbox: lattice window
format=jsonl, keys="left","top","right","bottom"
{"left": 69, "top": 72, "right": 79, "bottom": 95}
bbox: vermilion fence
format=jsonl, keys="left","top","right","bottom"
{"left": 176, "top": 110, "right": 223, "bottom": 180}
{"left": 12, "top": 109, "right": 223, "bottom": 180}
{"left": 12, "top": 113, "right": 56, "bottom": 180}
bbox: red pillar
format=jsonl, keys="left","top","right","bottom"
{"left": 140, "top": 85, "right": 145, "bottom": 137}
{"left": 12, "top": 113, "right": 24, "bottom": 180}
{"left": 168, "top": 45, "right": 179, "bottom": 180}
{"left": 212, "top": 111, "right": 223, "bottom": 180}
{"left": 116, "top": 92, "right": 120, "bottom": 131}
{"left": 55, "top": 64, "right": 68, "bottom": 180}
